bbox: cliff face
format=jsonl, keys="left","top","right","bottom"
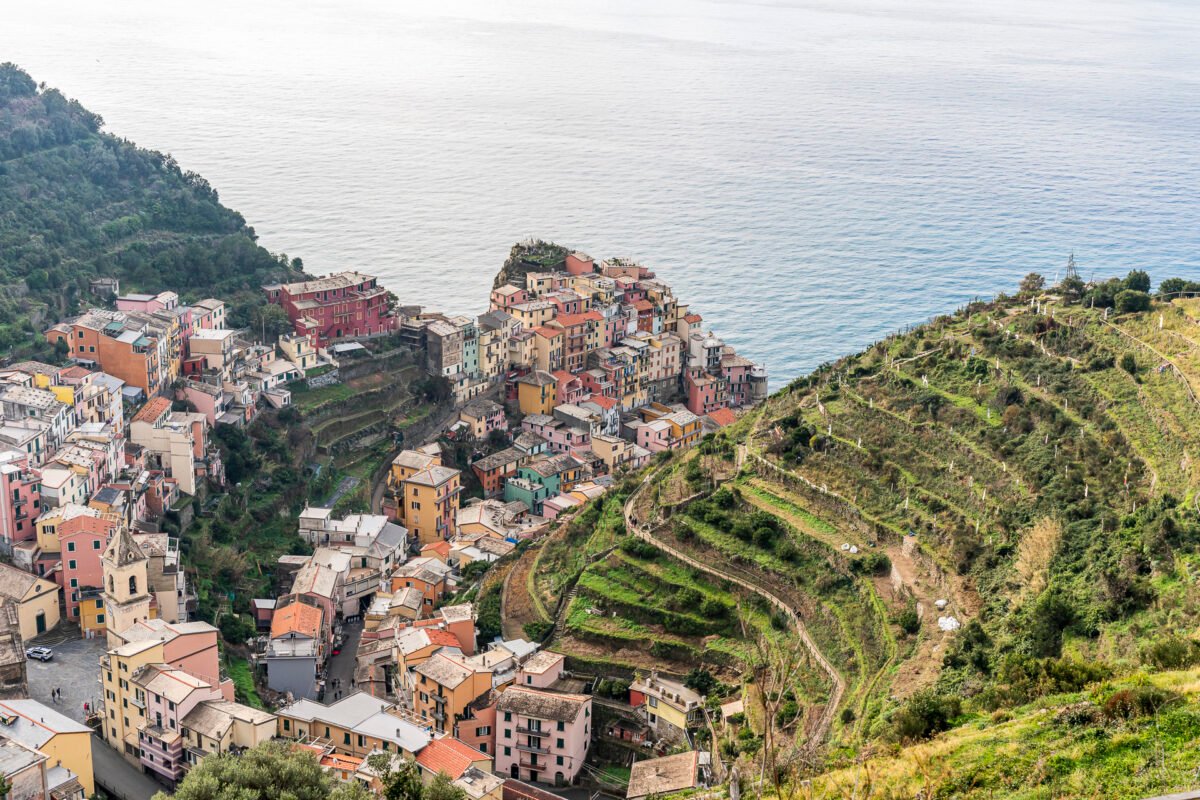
{"left": 492, "top": 239, "right": 569, "bottom": 289}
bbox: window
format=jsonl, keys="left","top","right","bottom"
{"left": 556, "top": 756, "right": 564, "bottom": 766}
{"left": 283, "top": 720, "right": 291, "bottom": 732}
{"left": 97, "top": 614, "right": 105, "bottom": 624}
{"left": 93, "top": 540, "right": 101, "bottom": 549}
{"left": 70, "top": 579, "right": 78, "bottom": 588}
{"left": 556, "top": 739, "right": 564, "bottom": 749}
{"left": 68, "top": 560, "right": 77, "bottom": 570}
{"left": 67, "top": 542, "right": 76, "bottom": 552}
{"left": 168, "top": 701, "right": 175, "bottom": 711}
{"left": 648, "top": 696, "right": 658, "bottom": 708}
{"left": 503, "top": 746, "right": 511, "bottom": 757}
{"left": 476, "top": 726, "right": 491, "bottom": 736}
{"left": 556, "top": 721, "right": 565, "bottom": 731}
{"left": 504, "top": 729, "right": 511, "bottom": 739}
{"left": 358, "top": 735, "right": 365, "bottom": 748}
{"left": 504, "top": 712, "right": 512, "bottom": 722}
{"left": 343, "top": 733, "right": 351, "bottom": 745}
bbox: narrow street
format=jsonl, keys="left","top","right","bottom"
{"left": 324, "top": 620, "right": 363, "bottom": 700}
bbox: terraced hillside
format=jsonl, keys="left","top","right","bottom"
{"left": 505, "top": 278, "right": 1200, "bottom": 798}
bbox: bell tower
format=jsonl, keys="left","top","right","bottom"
{"left": 101, "top": 527, "right": 151, "bottom": 646}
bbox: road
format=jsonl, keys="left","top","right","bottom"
{"left": 26, "top": 633, "right": 163, "bottom": 800}
{"left": 324, "top": 620, "right": 362, "bottom": 700}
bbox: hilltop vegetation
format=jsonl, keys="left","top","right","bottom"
{"left": 0, "top": 63, "right": 299, "bottom": 358}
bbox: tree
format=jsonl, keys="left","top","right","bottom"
{"left": 368, "top": 752, "right": 424, "bottom": 800}
{"left": 1115, "top": 289, "right": 1151, "bottom": 314}
{"left": 685, "top": 667, "right": 717, "bottom": 696}
{"left": 252, "top": 303, "right": 293, "bottom": 342}
{"left": 1058, "top": 274, "right": 1085, "bottom": 303}
{"left": 426, "top": 773, "right": 467, "bottom": 800}
{"left": 154, "top": 741, "right": 363, "bottom": 800}
{"left": 1123, "top": 269, "right": 1151, "bottom": 293}
{"left": 1018, "top": 273, "right": 1045, "bottom": 296}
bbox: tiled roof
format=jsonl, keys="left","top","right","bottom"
{"left": 705, "top": 408, "right": 737, "bottom": 427}
{"left": 131, "top": 397, "right": 172, "bottom": 425}
{"left": 270, "top": 602, "right": 323, "bottom": 639}
{"left": 626, "top": 751, "right": 700, "bottom": 799}
{"left": 415, "top": 737, "right": 487, "bottom": 779}
{"left": 496, "top": 686, "right": 589, "bottom": 723}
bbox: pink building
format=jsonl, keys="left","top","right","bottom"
{"left": 685, "top": 370, "right": 729, "bottom": 416}
{"left": 135, "top": 663, "right": 225, "bottom": 786}
{"left": 59, "top": 514, "right": 116, "bottom": 622}
{"left": 633, "top": 420, "right": 672, "bottom": 452}
{"left": 564, "top": 252, "right": 594, "bottom": 276}
{"left": 521, "top": 415, "right": 588, "bottom": 455}
{"left": 0, "top": 450, "right": 40, "bottom": 548}
{"left": 490, "top": 285, "right": 528, "bottom": 311}
{"left": 551, "top": 372, "right": 587, "bottom": 406}
{"left": 495, "top": 686, "right": 592, "bottom": 786}
{"left": 116, "top": 291, "right": 179, "bottom": 314}
{"left": 456, "top": 695, "right": 499, "bottom": 756}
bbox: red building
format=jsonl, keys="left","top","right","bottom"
{"left": 264, "top": 271, "right": 398, "bottom": 348}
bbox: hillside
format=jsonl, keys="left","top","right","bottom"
{"left": 0, "top": 63, "right": 300, "bottom": 358}
{"left": 502, "top": 273, "right": 1200, "bottom": 798}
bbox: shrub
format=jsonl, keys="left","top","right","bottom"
{"left": 895, "top": 605, "right": 920, "bottom": 635}
{"left": 891, "top": 690, "right": 961, "bottom": 742}
{"left": 1115, "top": 289, "right": 1151, "bottom": 314}
{"left": 523, "top": 621, "right": 553, "bottom": 641}
{"left": 1143, "top": 636, "right": 1200, "bottom": 670}
{"left": 1119, "top": 352, "right": 1138, "bottom": 375}
{"left": 1102, "top": 686, "right": 1177, "bottom": 721}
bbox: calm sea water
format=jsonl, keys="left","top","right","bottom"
{"left": 5, "top": 1, "right": 1200, "bottom": 389}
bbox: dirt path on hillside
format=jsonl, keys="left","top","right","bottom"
{"left": 501, "top": 543, "right": 546, "bottom": 641}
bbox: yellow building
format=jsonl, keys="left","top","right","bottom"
{"left": 0, "top": 562, "right": 60, "bottom": 639}
{"left": 403, "top": 467, "right": 462, "bottom": 547}
{"left": 516, "top": 371, "right": 557, "bottom": 416}
{"left": 630, "top": 672, "right": 704, "bottom": 740}
{"left": 180, "top": 700, "right": 277, "bottom": 761}
{"left": 79, "top": 591, "right": 107, "bottom": 638}
{"left": 101, "top": 637, "right": 165, "bottom": 757}
{"left": 0, "top": 699, "right": 95, "bottom": 796}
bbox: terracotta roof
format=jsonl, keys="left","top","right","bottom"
{"left": 322, "top": 753, "right": 364, "bottom": 772}
{"left": 585, "top": 394, "right": 617, "bottom": 410}
{"left": 551, "top": 370, "right": 577, "bottom": 384}
{"left": 684, "top": 314, "right": 702, "bottom": 323}
{"left": 532, "top": 326, "right": 562, "bottom": 339}
{"left": 415, "top": 737, "right": 487, "bottom": 779}
{"left": 425, "top": 629, "right": 461, "bottom": 649}
{"left": 553, "top": 311, "right": 601, "bottom": 328}
{"left": 632, "top": 299, "right": 654, "bottom": 312}
{"left": 421, "top": 541, "right": 451, "bottom": 559}
{"left": 131, "top": 397, "right": 172, "bottom": 425}
{"left": 705, "top": 407, "right": 737, "bottom": 427}
{"left": 270, "top": 602, "right": 323, "bottom": 639}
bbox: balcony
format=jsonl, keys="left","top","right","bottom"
{"left": 514, "top": 724, "right": 546, "bottom": 736}
{"left": 518, "top": 755, "right": 544, "bottom": 769}
{"left": 515, "top": 742, "right": 549, "bottom": 755}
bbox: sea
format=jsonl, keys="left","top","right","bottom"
{"left": 4, "top": 0, "right": 1200, "bottom": 390}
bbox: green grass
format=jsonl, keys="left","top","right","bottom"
{"left": 225, "top": 656, "right": 264, "bottom": 709}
